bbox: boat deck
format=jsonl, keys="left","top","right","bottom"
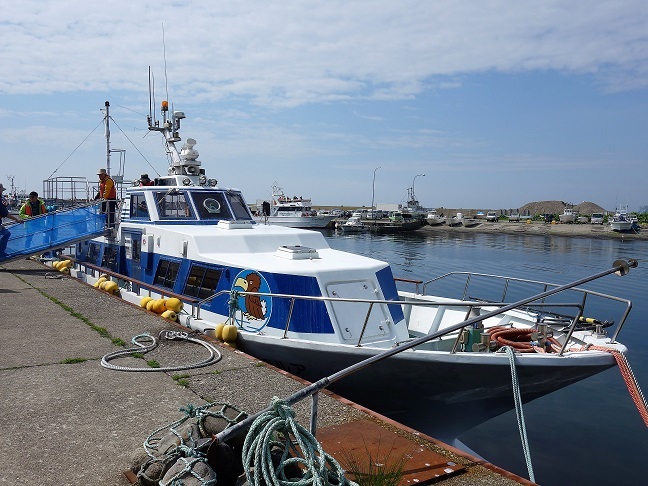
{"left": 0, "top": 258, "right": 533, "bottom": 486}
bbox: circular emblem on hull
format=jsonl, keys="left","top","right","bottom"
{"left": 232, "top": 270, "right": 272, "bottom": 332}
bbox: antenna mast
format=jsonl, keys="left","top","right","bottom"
{"left": 103, "top": 101, "right": 111, "bottom": 175}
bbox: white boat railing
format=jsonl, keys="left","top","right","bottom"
{"left": 418, "top": 270, "right": 633, "bottom": 342}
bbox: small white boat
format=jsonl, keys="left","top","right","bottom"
{"left": 610, "top": 205, "right": 634, "bottom": 232}
{"left": 426, "top": 209, "right": 445, "bottom": 226}
{"left": 338, "top": 216, "right": 367, "bottom": 233}
{"left": 257, "top": 184, "right": 336, "bottom": 229}
{"left": 461, "top": 216, "right": 481, "bottom": 228}
{"left": 559, "top": 204, "right": 576, "bottom": 223}
{"left": 446, "top": 213, "right": 463, "bottom": 226}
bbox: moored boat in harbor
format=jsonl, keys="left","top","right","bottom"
{"left": 48, "top": 99, "right": 644, "bottom": 446}
{"left": 256, "top": 184, "right": 335, "bottom": 229}
{"left": 336, "top": 215, "right": 367, "bottom": 233}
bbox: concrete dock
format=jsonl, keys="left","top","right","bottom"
{"left": 418, "top": 220, "right": 648, "bottom": 239}
{"left": 0, "top": 258, "right": 533, "bottom": 485}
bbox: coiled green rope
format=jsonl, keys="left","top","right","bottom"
{"left": 242, "top": 397, "right": 358, "bottom": 486}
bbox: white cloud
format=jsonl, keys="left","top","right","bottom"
{"left": 2, "top": 1, "right": 648, "bottom": 105}
{"left": 2, "top": 1, "right": 647, "bottom": 210}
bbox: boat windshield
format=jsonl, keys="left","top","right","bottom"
{"left": 152, "top": 189, "right": 253, "bottom": 221}
{"left": 155, "top": 190, "right": 194, "bottom": 220}
{"left": 190, "top": 190, "right": 253, "bottom": 221}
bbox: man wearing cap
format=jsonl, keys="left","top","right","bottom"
{"left": 139, "top": 174, "right": 154, "bottom": 186}
{"left": 95, "top": 169, "right": 117, "bottom": 229}
{"left": 0, "top": 183, "right": 25, "bottom": 257}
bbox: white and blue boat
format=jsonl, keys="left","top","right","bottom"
{"left": 56, "top": 101, "right": 641, "bottom": 443}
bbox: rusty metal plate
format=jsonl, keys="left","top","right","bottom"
{"left": 316, "top": 420, "right": 465, "bottom": 485}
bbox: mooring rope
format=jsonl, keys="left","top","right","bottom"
{"left": 242, "top": 397, "right": 358, "bottom": 486}
{"left": 576, "top": 345, "right": 648, "bottom": 427}
{"left": 101, "top": 330, "right": 222, "bottom": 372}
{"left": 500, "top": 346, "right": 535, "bottom": 483}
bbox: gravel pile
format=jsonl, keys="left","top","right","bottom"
{"left": 518, "top": 200, "right": 607, "bottom": 216}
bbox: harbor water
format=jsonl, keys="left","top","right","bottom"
{"left": 323, "top": 228, "right": 648, "bottom": 486}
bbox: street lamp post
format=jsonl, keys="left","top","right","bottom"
{"left": 410, "top": 173, "right": 425, "bottom": 209}
{"left": 371, "top": 166, "right": 381, "bottom": 223}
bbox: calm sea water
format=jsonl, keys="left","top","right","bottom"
{"left": 322, "top": 228, "right": 648, "bottom": 486}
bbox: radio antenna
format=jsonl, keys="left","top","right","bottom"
{"left": 162, "top": 22, "right": 169, "bottom": 103}
{"left": 147, "top": 67, "right": 157, "bottom": 128}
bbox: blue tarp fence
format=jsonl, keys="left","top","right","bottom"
{"left": 0, "top": 203, "right": 106, "bottom": 263}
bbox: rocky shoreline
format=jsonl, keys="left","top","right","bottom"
{"left": 417, "top": 221, "right": 647, "bottom": 240}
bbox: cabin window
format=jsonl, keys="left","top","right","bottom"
{"left": 130, "top": 194, "right": 149, "bottom": 219}
{"left": 101, "top": 245, "right": 119, "bottom": 272}
{"left": 155, "top": 191, "right": 193, "bottom": 219}
{"left": 131, "top": 236, "right": 141, "bottom": 263}
{"left": 154, "top": 259, "right": 181, "bottom": 289}
{"left": 227, "top": 192, "right": 253, "bottom": 220}
{"left": 87, "top": 242, "right": 101, "bottom": 265}
{"left": 184, "top": 265, "right": 222, "bottom": 299}
{"left": 191, "top": 192, "right": 233, "bottom": 220}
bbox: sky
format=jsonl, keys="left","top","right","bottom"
{"left": 1, "top": 1, "right": 647, "bottom": 211}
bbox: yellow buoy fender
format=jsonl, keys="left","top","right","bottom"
{"left": 103, "top": 281, "right": 119, "bottom": 294}
{"left": 140, "top": 296, "right": 153, "bottom": 308}
{"left": 161, "top": 310, "right": 178, "bottom": 322}
{"left": 146, "top": 300, "right": 156, "bottom": 311}
{"left": 60, "top": 260, "right": 73, "bottom": 268}
{"left": 60, "top": 267, "right": 70, "bottom": 275}
{"left": 213, "top": 323, "right": 226, "bottom": 340}
{"left": 165, "top": 297, "right": 183, "bottom": 313}
{"left": 222, "top": 324, "right": 238, "bottom": 342}
{"left": 52, "top": 261, "right": 61, "bottom": 269}
{"left": 152, "top": 299, "right": 167, "bottom": 314}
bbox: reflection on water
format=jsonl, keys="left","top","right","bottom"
{"left": 324, "top": 228, "right": 648, "bottom": 486}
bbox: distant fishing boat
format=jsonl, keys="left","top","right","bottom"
{"left": 337, "top": 216, "right": 367, "bottom": 233}
{"left": 256, "top": 184, "right": 335, "bottom": 229}
{"left": 559, "top": 204, "right": 576, "bottom": 223}
{"left": 610, "top": 205, "right": 633, "bottom": 232}
{"left": 426, "top": 209, "right": 445, "bottom": 226}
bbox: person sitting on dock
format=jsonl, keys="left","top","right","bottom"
{"left": 19, "top": 192, "right": 47, "bottom": 219}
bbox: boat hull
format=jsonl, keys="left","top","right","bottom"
{"left": 367, "top": 219, "right": 425, "bottom": 234}
{"left": 340, "top": 225, "right": 367, "bottom": 232}
{"left": 426, "top": 217, "right": 445, "bottom": 226}
{"left": 258, "top": 215, "right": 336, "bottom": 228}
{"left": 237, "top": 333, "right": 617, "bottom": 441}
{"left": 610, "top": 221, "right": 633, "bottom": 232}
